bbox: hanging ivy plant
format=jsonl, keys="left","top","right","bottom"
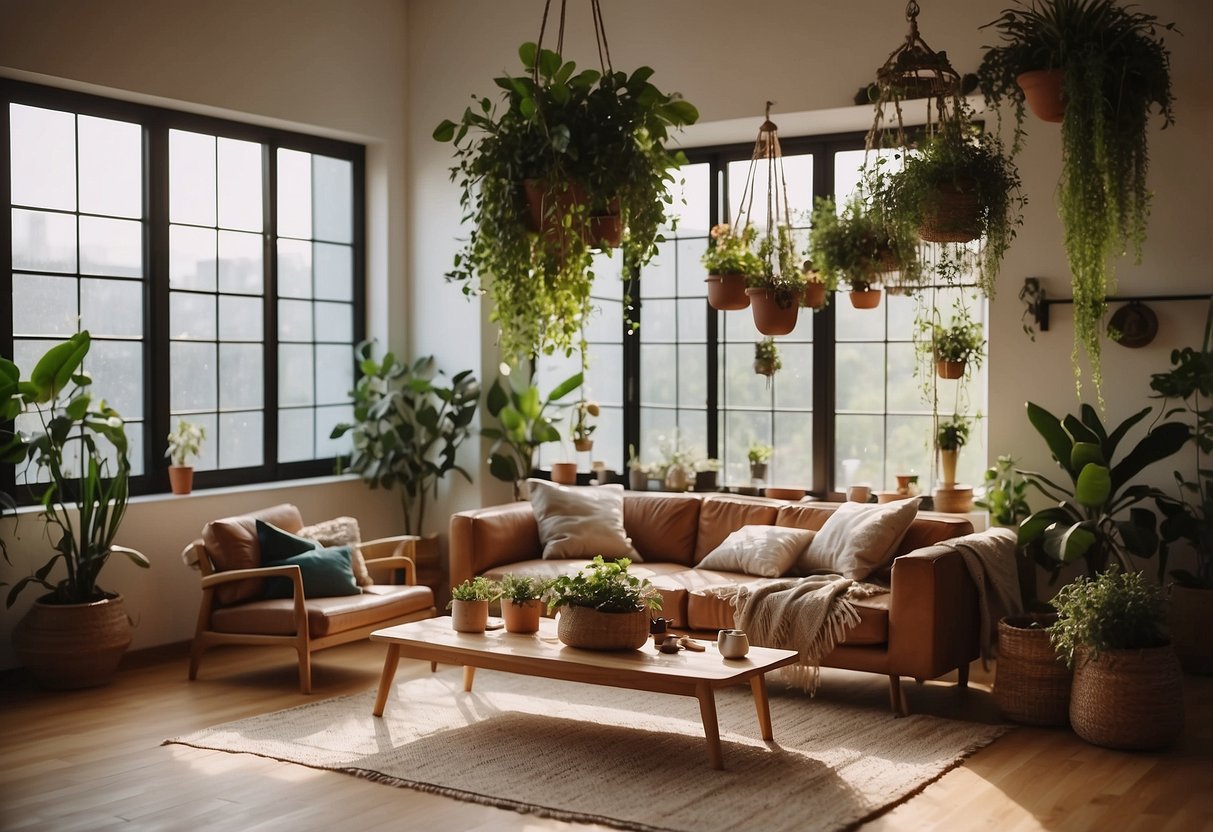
{"left": 435, "top": 43, "right": 697, "bottom": 367}
{"left": 809, "top": 195, "right": 919, "bottom": 293}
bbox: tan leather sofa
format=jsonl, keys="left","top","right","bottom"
{"left": 450, "top": 492, "right": 979, "bottom": 714}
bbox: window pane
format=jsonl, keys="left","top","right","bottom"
{"left": 12, "top": 209, "right": 76, "bottom": 273}
{"left": 315, "top": 404, "right": 353, "bottom": 457}
{"left": 218, "top": 295, "right": 263, "bottom": 341}
{"left": 314, "top": 242, "right": 352, "bottom": 301}
{"left": 217, "top": 137, "right": 262, "bottom": 232}
{"left": 886, "top": 414, "right": 932, "bottom": 492}
{"left": 277, "top": 239, "right": 312, "bottom": 298}
{"left": 677, "top": 298, "right": 706, "bottom": 343}
{"left": 640, "top": 344, "right": 676, "bottom": 405}
{"left": 678, "top": 344, "right": 707, "bottom": 406}
{"left": 169, "top": 130, "right": 216, "bottom": 226}
{"left": 723, "top": 343, "right": 769, "bottom": 407}
{"left": 314, "top": 301, "right": 353, "bottom": 343}
{"left": 277, "top": 148, "right": 312, "bottom": 239}
{"left": 773, "top": 343, "right": 813, "bottom": 409}
{"left": 315, "top": 344, "right": 353, "bottom": 405}
{"left": 642, "top": 299, "right": 676, "bottom": 341}
{"left": 836, "top": 296, "right": 886, "bottom": 340}
{"left": 773, "top": 411, "right": 813, "bottom": 486}
{"left": 219, "top": 344, "right": 263, "bottom": 409}
{"left": 835, "top": 343, "right": 885, "bottom": 412}
{"left": 170, "top": 225, "right": 217, "bottom": 290}
{"left": 664, "top": 161, "right": 710, "bottom": 235}
{"left": 835, "top": 414, "right": 883, "bottom": 488}
{"left": 886, "top": 343, "right": 925, "bottom": 413}
{"left": 10, "top": 103, "right": 76, "bottom": 211}
{"left": 723, "top": 409, "right": 769, "bottom": 485}
{"left": 78, "top": 115, "right": 142, "bottom": 219}
{"left": 278, "top": 407, "right": 314, "bottom": 462}
{"left": 638, "top": 407, "right": 677, "bottom": 466}
{"left": 641, "top": 241, "right": 676, "bottom": 298}
{"left": 675, "top": 237, "right": 708, "bottom": 297}
{"left": 278, "top": 299, "right": 313, "bottom": 342}
{"left": 86, "top": 339, "right": 142, "bottom": 418}
{"left": 12, "top": 273, "right": 78, "bottom": 336}
{"left": 219, "top": 411, "right": 263, "bottom": 469}
{"left": 313, "top": 155, "right": 352, "bottom": 243}
{"left": 170, "top": 292, "right": 217, "bottom": 340}
{"left": 218, "top": 230, "right": 263, "bottom": 294}
{"left": 171, "top": 342, "right": 217, "bottom": 410}
{"left": 278, "top": 344, "right": 314, "bottom": 406}
{"left": 81, "top": 279, "right": 142, "bottom": 338}
{"left": 79, "top": 216, "right": 142, "bottom": 277}
{"left": 185, "top": 413, "right": 219, "bottom": 472}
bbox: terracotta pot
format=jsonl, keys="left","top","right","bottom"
{"left": 1070, "top": 643, "right": 1184, "bottom": 750}
{"left": 994, "top": 614, "right": 1071, "bottom": 727}
{"left": 705, "top": 273, "right": 751, "bottom": 310}
{"left": 522, "top": 179, "right": 620, "bottom": 249}
{"left": 754, "top": 358, "right": 777, "bottom": 377}
{"left": 573, "top": 438, "right": 594, "bottom": 453}
{"left": 936, "top": 359, "right": 966, "bottom": 379}
{"left": 501, "top": 598, "right": 544, "bottom": 634}
{"left": 557, "top": 605, "right": 649, "bottom": 650}
{"left": 1016, "top": 69, "right": 1065, "bottom": 123}
{"left": 801, "top": 282, "right": 828, "bottom": 310}
{"left": 589, "top": 211, "right": 623, "bottom": 249}
{"left": 550, "top": 462, "right": 578, "bottom": 485}
{"left": 13, "top": 594, "right": 133, "bottom": 689}
{"left": 746, "top": 288, "right": 799, "bottom": 336}
{"left": 919, "top": 187, "right": 982, "bottom": 244}
{"left": 849, "top": 288, "right": 882, "bottom": 309}
{"left": 168, "top": 465, "right": 194, "bottom": 495}
{"left": 1169, "top": 584, "right": 1213, "bottom": 674}
{"left": 450, "top": 599, "right": 490, "bottom": 633}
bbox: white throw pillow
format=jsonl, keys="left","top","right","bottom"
{"left": 528, "top": 479, "right": 640, "bottom": 561}
{"left": 696, "top": 525, "right": 815, "bottom": 578}
{"left": 802, "top": 497, "right": 920, "bottom": 579}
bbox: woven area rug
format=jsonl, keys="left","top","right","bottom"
{"left": 166, "top": 670, "right": 1009, "bottom": 832}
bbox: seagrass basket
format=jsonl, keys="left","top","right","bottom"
{"left": 1070, "top": 643, "right": 1185, "bottom": 750}
{"left": 994, "top": 614, "right": 1071, "bottom": 727}
{"left": 557, "top": 605, "right": 649, "bottom": 650}
{"left": 919, "top": 189, "right": 981, "bottom": 243}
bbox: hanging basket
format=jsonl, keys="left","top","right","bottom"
{"left": 1016, "top": 69, "right": 1065, "bottom": 123}
{"left": 705, "top": 273, "right": 751, "bottom": 310}
{"left": 802, "top": 282, "right": 828, "bottom": 310}
{"left": 994, "top": 614, "right": 1071, "bottom": 727}
{"left": 557, "top": 605, "right": 649, "bottom": 650}
{"left": 747, "top": 288, "right": 800, "bottom": 335}
{"left": 1070, "top": 644, "right": 1184, "bottom": 750}
{"left": 936, "top": 359, "right": 966, "bottom": 379}
{"left": 919, "top": 188, "right": 982, "bottom": 243}
{"left": 522, "top": 180, "right": 621, "bottom": 249}
{"left": 849, "top": 288, "right": 882, "bottom": 309}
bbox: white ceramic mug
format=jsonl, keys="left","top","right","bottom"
{"left": 847, "top": 484, "right": 871, "bottom": 503}
{"left": 717, "top": 629, "right": 750, "bottom": 659}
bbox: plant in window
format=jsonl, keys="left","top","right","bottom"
{"left": 435, "top": 42, "right": 698, "bottom": 367}
{"left": 331, "top": 343, "right": 480, "bottom": 537}
{"left": 920, "top": 303, "right": 986, "bottom": 380}
{"left": 800, "top": 261, "right": 838, "bottom": 310}
{"left": 977, "top": 0, "right": 1178, "bottom": 399}
{"left": 165, "top": 418, "right": 206, "bottom": 496}
{"left": 935, "top": 414, "right": 970, "bottom": 487}
{"left": 975, "top": 454, "right": 1032, "bottom": 527}
{"left": 571, "top": 398, "right": 599, "bottom": 452}
{"left": 703, "top": 223, "right": 764, "bottom": 311}
{"left": 753, "top": 338, "right": 782, "bottom": 380}
{"left": 809, "top": 195, "right": 918, "bottom": 308}
{"left": 482, "top": 369, "right": 582, "bottom": 500}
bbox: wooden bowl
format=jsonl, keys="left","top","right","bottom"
{"left": 764, "top": 487, "right": 806, "bottom": 501}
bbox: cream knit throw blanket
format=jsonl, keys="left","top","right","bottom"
{"left": 713, "top": 576, "right": 878, "bottom": 694}
{"left": 945, "top": 527, "right": 1023, "bottom": 668}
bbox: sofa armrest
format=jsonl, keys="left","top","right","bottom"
{"left": 363, "top": 555, "right": 418, "bottom": 586}
{"left": 449, "top": 502, "right": 542, "bottom": 586}
{"left": 886, "top": 544, "right": 980, "bottom": 679}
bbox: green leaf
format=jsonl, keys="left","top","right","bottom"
{"left": 1058, "top": 523, "right": 1097, "bottom": 562}
{"left": 538, "top": 48, "right": 561, "bottom": 79}
{"left": 1104, "top": 406, "right": 1152, "bottom": 459}
{"left": 518, "top": 386, "right": 541, "bottom": 420}
{"left": 1018, "top": 505, "right": 1077, "bottom": 546}
{"left": 489, "top": 453, "right": 519, "bottom": 483}
{"left": 1070, "top": 442, "right": 1105, "bottom": 473}
{"left": 486, "top": 379, "right": 510, "bottom": 417}
{"left": 1109, "top": 422, "right": 1189, "bottom": 494}
{"left": 433, "top": 120, "right": 456, "bottom": 142}
{"left": 1026, "top": 401, "right": 1075, "bottom": 478}
{"left": 546, "top": 372, "right": 583, "bottom": 403}
{"left": 665, "top": 99, "right": 700, "bottom": 125}
{"left": 1074, "top": 463, "right": 1111, "bottom": 508}
{"left": 518, "top": 42, "right": 538, "bottom": 70}
{"left": 29, "top": 332, "right": 90, "bottom": 403}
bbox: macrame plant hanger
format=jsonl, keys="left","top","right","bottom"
{"left": 534, "top": 0, "right": 613, "bottom": 77}
{"left": 732, "top": 102, "right": 795, "bottom": 283}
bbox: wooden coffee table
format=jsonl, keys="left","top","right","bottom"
{"left": 370, "top": 616, "right": 798, "bottom": 770}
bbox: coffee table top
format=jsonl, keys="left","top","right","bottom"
{"left": 372, "top": 616, "right": 798, "bottom": 683}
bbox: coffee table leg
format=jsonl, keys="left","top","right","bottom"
{"left": 696, "top": 681, "right": 724, "bottom": 770}
{"left": 372, "top": 644, "right": 401, "bottom": 718}
{"left": 751, "top": 674, "right": 774, "bottom": 740}
{"left": 463, "top": 665, "right": 476, "bottom": 692}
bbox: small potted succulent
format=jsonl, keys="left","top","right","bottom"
{"left": 748, "top": 442, "right": 773, "bottom": 482}
{"left": 800, "top": 261, "right": 837, "bottom": 310}
{"left": 448, "top": 576, "right": 498, "bottom": 633}
{"left": 546, "top": 556, "right": 662, "bottom": 650}
{"left": 496, "top": 574, "right": 549, "bottom": 634}
{"left": 702, "top": 223, "right": 763, "bottom": 310}
{"left": 165, "top": 418, "right": 206, "bottom": 495}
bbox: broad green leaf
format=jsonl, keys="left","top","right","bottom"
{"left": 518, "top": 386, "right": 541, "bottom": 420}
{"left": 1109, "top": 422, "right": 1189, "bottom": 493}
{"left": 1058, "top": 523, "right": 1096, "bottom": 562}
{"left": 1018, "top": 505, "right": 1076, "bottom": 545}
{"left": 1070, "top": 442, "right": 1105, "bottom": 473}
{"left": 546, "top": 372, "right": 583, "bottom": 403}
{"left": 538, "top": 48, "right": 561, "bottom": 79}
{"left": 518, "top": 42, "right": 538, "bottom": 70}
{"left": 1026, "top": 401, "right": 1075, "bottom": 478}
{"left": 1104, "top": 406, "right": 1151, "bottom": 457}
{"left": 665, "top": 99, "right": 700, "bottom": 125}
{"left": 29, "top": 332, "right": 90, "bottom": 403}
{"left": 489, "top": 453, "right": 519, "bottom": 483}
{"left": 1074, "top": 463, "right": 1111, "bottom": 508}
{"left": 432, "top": 120, "right": 456, "bottom": 142}
{"left": 486, "top": 379, "right": 510, "bottom": 417}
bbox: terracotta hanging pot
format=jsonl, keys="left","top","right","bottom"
{"left": 919, "top": 186, "right": 981, "bottom": 244}
{"left": 705, "top": 273, "right": 750, "bottom": 310}
{"left": 746, "top": 288, "right": 799, "bottom": 335}
{"left": 1016, "top": 69, "right": 1064, "bottom": 123}
{"left": 936, "top": 359, "right": 966, "bottom": 379}
{"left": 522, "top": 181, "right": 620, "bottom": 249}
{"left": 573, "top": 438, "right": 594, "bottom": 453}
{"left": 849, "top": 287, "right": 882, "bottom": 309}
{"left": 801, "top": 282, "right": 828, "bottom": 310}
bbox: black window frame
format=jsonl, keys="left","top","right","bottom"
{"left": 2, "top": 79, "right": 366, "bottom": 500}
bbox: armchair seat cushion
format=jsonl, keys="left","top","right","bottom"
{"left": 209, "top": 584, "right": 434, "bottom": 638}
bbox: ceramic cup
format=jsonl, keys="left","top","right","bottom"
{"left": 717, "top": 629, "right": 750, "bottom": 659}
{"left": 847, "top": 484, "right": 871, "bottom": 503}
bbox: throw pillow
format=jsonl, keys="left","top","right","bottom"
{"left": 256, "top": 520, "right": 362, "bottom": 598}
{"left": 801, "top": 497, "right": 920, "bottom": 580}
{"left": 696, "top": 525, "right": 815, "bottom": 578}
{"left": 527, "top": 479, "right": 640, "bottom": 561}
{"left": 298, "top": 516, "right": 373, "bottom": 587}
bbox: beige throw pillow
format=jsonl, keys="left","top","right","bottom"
{"left": 528, "top": 479, "right": 640, "bottom": 561}
{"left": 298, "top": 516, "right": 373, "bottom": 587}
{"left": 802, "top": 497, "right": 920, "bottom": 579}
{"left": 696, "top": 525, "right": 814, "bottom": 578}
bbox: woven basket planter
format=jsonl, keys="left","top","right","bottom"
{"left": 919, "top": 188, "right": 981, "bottom": 243}
{"left": 1070, "top": 644, "right": 1185, "bottom": 750}
{"left": 13, "top": 595, "right": 133, "bottom": 689}
{"left": 994, "top": 615, "right": 1071, "bottom": 727}
{"left": 557, "top": 605, "right": 649, "bottom": 650}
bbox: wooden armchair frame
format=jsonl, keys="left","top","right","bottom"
{"left": 184, "top": 535, "right": 436, "bottom": 693}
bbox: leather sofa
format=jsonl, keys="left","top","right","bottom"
{"left": 450, "top": 491, "right": 980, "bottom": 714}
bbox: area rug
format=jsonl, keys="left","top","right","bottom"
{"left": 166, "top": 670, "right": 1009, "bottom": 832}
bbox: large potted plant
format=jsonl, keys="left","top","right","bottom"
{"left": 702, "top": 223, "right": 763, "bottom": 311}
{"left": 331, "top": 343, "right": 480, "bottom": 538}
{"left": 435, "top": 43, "right": 697, "bottom": 367}
{"left": 482, "top": 370, "right": 582, "bottom": 500}
{"left": 165, "top": 418, "right": 205, "bottom": 496}
{"left": 977, "top": 0, "right": 1177, "bottom": 397}
{"left": 2, "top": 332, "right": 150, "bottom": 689}
{"left": 1149, "top": 306, "right": 1212, "bottom": 673}
{"left": 1048, "top": 569, "right": 1183, "bottom": 750}
{"left": 546, "top": 556, "right": 661, "bottom": 650}
{"left": 809, "top": 195, "right": 918, "bottom": 310}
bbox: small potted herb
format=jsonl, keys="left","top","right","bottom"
{"left": 936, "top": 416, "right": 969, "bottom": 486}
{"left": 166, "top": 418, "right": 206, "bottom": 495}
{"left": 924, "top": 305, "right": 985, "bottom": 379}
{"left": 702, "top": 223, "right": 763, "bottom": 310}
{"left": 496, "top": 574, "right": 549, "bottom": 634}
{"left": 626, "top": 444, "right": 649, "bottom": 491}
{"left": 748, "top": 442, "right": 773, "bottom": 482}
{"left": 547, "top": 556, "right": 662, "bottom": 650}
{"left": 571, "top": 398, "right": 599, "bottom": 452}
{"left": 448, "top": 576, "right": 498, "bottom": 633}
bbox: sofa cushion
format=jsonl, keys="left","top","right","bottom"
{"left": 209, "top": 584, "right": 434, "bottom": 638}
{"left": 528, "top": 480, "right": 639, "bottom": 561}
{"left": 202, "top": 503, "right": 304, "bottom": 606}
{"left": 775, "top": 502, "right": 838, "bottom": 533}
{"left": 696, "top": 526, "right": 814, "bottom": 577}
{"left": 298, "top": 516, "right": 373, "bottom": 587}
{"left": 802, "top": 497, "right": 919, "bottom": 580}
{"left": 694, "top": 496, "right": 780, "bottom": 563}
{"left": 257, "top": 520, "right": 362, "bottom": 600}
{"left": 623, "top": 492, "right": 700, "bottom": 566}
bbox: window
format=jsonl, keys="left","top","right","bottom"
{"left": 3, "top": 80, "right": 365, "bottom": 497}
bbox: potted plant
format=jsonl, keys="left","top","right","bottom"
{"left": 2, "top": 332, "right": 150, "bottom": 689}
{"left": 924, "top": 305, "right": 985, "bottom": 379}
{"left": 1148, "top": 307, "right": 1212, "bottom": 673}
{"left": 936, "top": 415, "right": 970, "bottom": 487}
{"left": 753, "top": 338, "right": 781, "bottom": 381}
{"left": 1048, "top": 569, "right": 1183, "bottom": 749}
{"left": 497, "top": 574, "right": 548, "bottom": 634}
{"left": 435, "top": 43, "right": 697, "bottom": 367}
{"left": 331, "top": 343, "right": 480, "bottom": 539}
{"left": 800, "top": 261, "right": 837, "bottom": 311}
{"left": 693, "top": 457, "right": 722, "bottom": 492}
{"left": 546, "top": 556, "right": 662, "bottom": 650}
{"left": 994, "top": 611, "right": 1072, "bottom": 727}
{"left": 448, "top": 576, "right": 498, "bottom": 633}
{"left": 164, "top": 418, "right": 206, "bottom": 495}
{"left": 745, "top": 225, "right": 805, "bottom": 335}
{"left": 571, "top": 397, "right": 599, "bottom": 453}
{"left": 809, "top": 195, "right": 918, "bottom": 310}
{"left": 702, "top": 223, "right": 763, "bottom": 310}
{"left": 1016, "top": 401, "right": 1188, "bottom": 577}
{"left": 748, "top": 442, "right": 773, "bottom": 482}
{"left": 977, "top": 0, "right": 1177, "bottom": 398}
{"left": 483, "top": 370, "right": 582, "bottom": 500}
{"left": 626, "top": 444, "right": 648, "bottom": 491}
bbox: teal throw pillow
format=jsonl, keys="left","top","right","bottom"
{"left": 257, "top": 520, "right": 361, "bottom": 599}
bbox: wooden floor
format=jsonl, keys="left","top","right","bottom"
{"left": 0, "top": 641, "right": 1210, "bottom": 831}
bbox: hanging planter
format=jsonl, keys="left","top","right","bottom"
{"left": 1016, "top": 69, "right": 1064, "bottom": 122}
{"left": 802, "top": 280, "right": 828, "bottom": 310}
{"left": 810, "top": 195, "right": 918, "bottom": 306}
{"left": 747, "top": 288, "right": 800, "bottom": 336}
{"left": 703, "top": 223, "right": 761, "bottom": 310}
{"left": 849, "top": 285, "right": 883, "bottom": 310}
{"left": 753, "top": 338, "right": 781, "bottom": 380}
{"left": 705, "top": 273, "right": 750, "bottom": 310}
